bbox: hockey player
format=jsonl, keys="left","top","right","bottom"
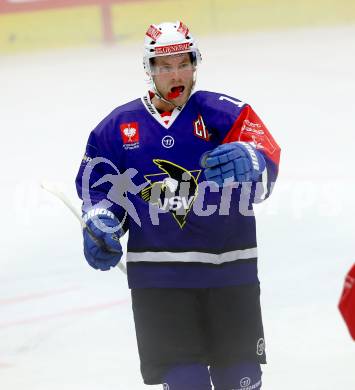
{"left": 76, "top": 21, "right": 281, "bottom": 389}
{"left": 339, "top": 264, "right": 355, "bottom": 340}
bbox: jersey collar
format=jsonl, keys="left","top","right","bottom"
{"left": 141, "top": 91, "right": 185, "bottom": 129}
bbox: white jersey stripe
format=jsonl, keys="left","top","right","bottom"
{"left": 255, "top": 167, "right": 268, "bottom": 203}
{"left": 126, "top": 247, "right": 257, "bottom": 264}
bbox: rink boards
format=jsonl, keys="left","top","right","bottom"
{"left": 0, "top": 0, "right": 355, "bottom": 53}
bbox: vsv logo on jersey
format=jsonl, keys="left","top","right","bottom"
{"left": 193, "top": 114, "right": 209, "bottom": 141}
{"left": 140, "top": 159, "right": 201, "bottom": 228}
{"left": 120, "top": 122, "right": 140, "bottom": 150}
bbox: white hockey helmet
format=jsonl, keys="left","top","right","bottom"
{"left": 143, "top": 21, "right": 202, "bottom": 79}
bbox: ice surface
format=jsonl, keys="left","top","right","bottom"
{"left": 1, "top": 25, "right": 355, "bottom": 389}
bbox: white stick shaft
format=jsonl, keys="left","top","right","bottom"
{"left": 41, "top": 181, "right": 127, "bottom": 274}
{"left": 41, "top": 182, "right": 85, "bottom": 228}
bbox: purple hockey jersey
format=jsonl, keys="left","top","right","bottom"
{"left": 75, "top": 90, "right": 281, "bottom": 289}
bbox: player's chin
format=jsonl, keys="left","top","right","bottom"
{"left": 173, "top": 95, "right": 188, "bottom": 106}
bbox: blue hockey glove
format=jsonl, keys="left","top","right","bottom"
{"left": 83, "top": 210, "right": 123, "bottom": 271}
{"left": 200, "top": 142, "right": 266, "bottom": 187}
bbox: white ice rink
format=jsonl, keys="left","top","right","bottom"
{"left": 1, "top": 25, "right": 355, "bottom": 389}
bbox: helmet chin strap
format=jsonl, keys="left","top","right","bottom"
{"left": 153, "top": 85, "right": 180, "bottom": 109}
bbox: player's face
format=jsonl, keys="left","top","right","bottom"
{"left": 151, "top": 53, "right": 195, "bottom": 106}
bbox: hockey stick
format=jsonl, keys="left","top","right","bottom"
{"left": 40, "top": 181, "right": 127, "bottom": 274}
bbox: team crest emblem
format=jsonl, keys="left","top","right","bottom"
{"left": 140, "top": 159, "right": 201, "bottom": 228}
{"left": 120, "top": 122, "right": 140, "bottom": 150}
{"left": 193, "top": 114, "right": 209, "bottom": 141}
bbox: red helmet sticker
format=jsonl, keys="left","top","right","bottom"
{"left": 146, "top": 25, "right": 162, "bottom": 41}
{"left": 177, "top": 21, "right": 189, "bottom": 37}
